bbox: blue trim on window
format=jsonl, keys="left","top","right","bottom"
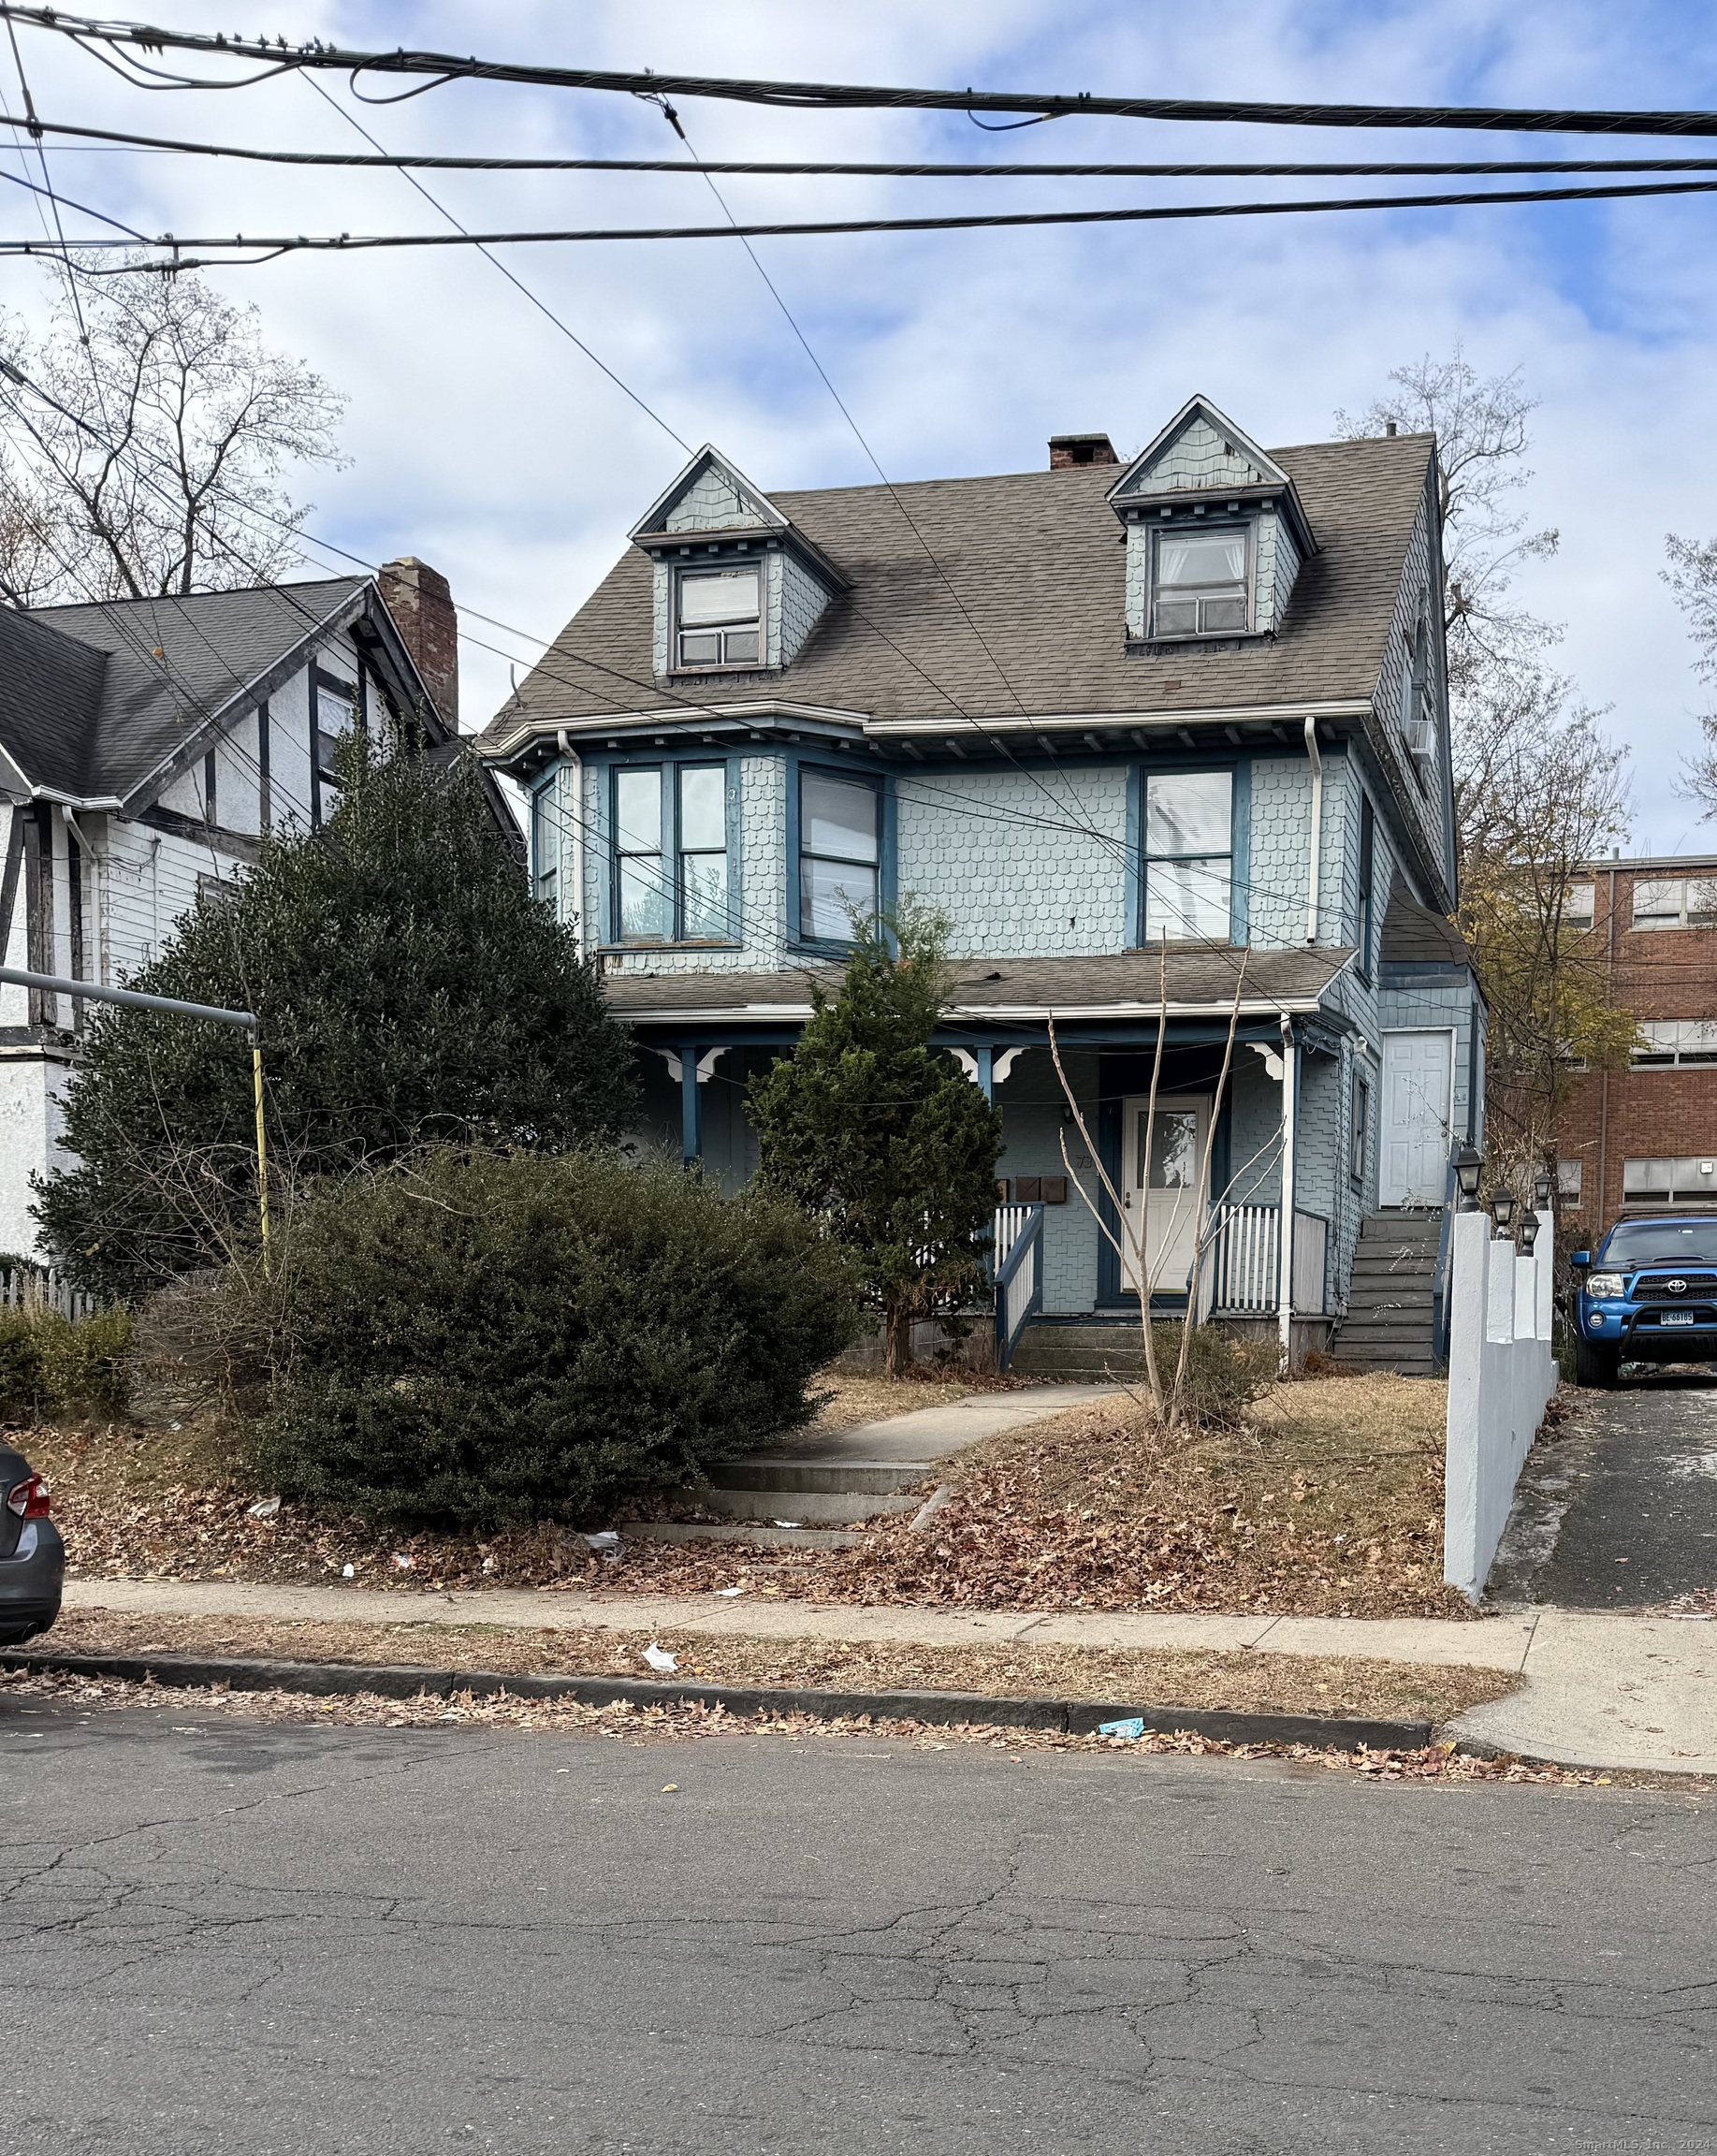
{"left": 582, "top": 749, "right": 745, "bottom": 951}
{"left": 1132, "top": 756, "right": 1245, "bottom": 949}
{"left": 786, "top": 753, "right": 892, "bottom": 956}
{"left": 1229, "top": 758, "right": 1252, "bottom": 946}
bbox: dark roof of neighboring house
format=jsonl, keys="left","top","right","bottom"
{"left": 481, "top": 431, "right": 1433, "bottom": 742}
{"left": 604, "top": 944, "right": 1353, "bottom": 1022}
{"left": 4, "top": 578, "right": 368, "bottom": 803}
{"left": 1379, "top": 888, "right": 1469, "bottom": 968}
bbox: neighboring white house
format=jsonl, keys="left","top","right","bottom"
{"left": 0, "top": 559, "right": 510, "bottom": 1254}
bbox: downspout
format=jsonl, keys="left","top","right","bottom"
{"left": 1302, "top": 715, "right": 1323, "bottom": 945}
{"left": 1277, "top": 1012, "right": 1299, "bottom": 1371}
{"left": 556, "top": 729, "right": 586, "bottom": 957}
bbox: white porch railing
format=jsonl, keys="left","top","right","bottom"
{"left": 991, "top": 1203, "right": 1045, "bottom": 1371}
{"left": 993, "top": 1202, "right": 1038, "bottom": 1275}
{"left": 1201, "top": 1205, "right": 1328, "bottom": 1317}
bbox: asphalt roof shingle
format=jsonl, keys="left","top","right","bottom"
{"left": 481, "top": 432, "right": 1433, "bottom": 741}
{"left": 1, "top": 577, "right": 367, "bottom": 803}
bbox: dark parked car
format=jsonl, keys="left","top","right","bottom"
{"left": 0, "top": 1442, "right": 63, "bottom": 1643}
{"left": 1571, "top": 1212, "right": 1717, "bottom": 1387}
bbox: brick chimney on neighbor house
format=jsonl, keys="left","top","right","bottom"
{"left": 1048, "top": 432, "right": 1119, "bottom": 470}
{"left": 378, "top": 557, "right": 458, "bottom": 727}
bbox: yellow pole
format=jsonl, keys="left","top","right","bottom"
{"left": 251, "top": 1035, "right": 271, "bottom": 1277}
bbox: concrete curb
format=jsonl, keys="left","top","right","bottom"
{"left": 1, "top": 1647, "right": 1433, "bottom": 1753}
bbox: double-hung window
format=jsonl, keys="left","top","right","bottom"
{"left": 612, "top": 765, "right": 732, "bottom": 943}
{"left": 1143, "top": 771, "right": 1232, "bottom": 942}
{"left": 1350, "top": 1069, "right": 1372, "bottom": 1186}
{"left": 675, "top": 565, "right": 762, "bottom": 670}
{"left": 1356, "top": 794, "right": 1375, "bottom": 982}
{"left": 677, "top": 765, "right": 729, "bottom": 940}
{"left": 531, "top": 785, "right": 560, "bottom": 916}
{"left": 799, "top": 771, "right": 880, "bottom": 941}
{"left": 1150, "top": 527, "right": 1249, "bottom": 637}
{"left": 313, "top": 670, "right": 358, "bottom": 823}
{"left": 614, "top": 766, "right": 666, "bottom": 941}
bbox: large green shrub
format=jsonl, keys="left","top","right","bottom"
{"left": 36, "top": 741, "right": 638, "bottom": 1302}
{"left": 253, "top": 1149, "right": 863, "bottom": 1530}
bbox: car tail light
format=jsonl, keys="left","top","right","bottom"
{"left": 6, "top": 1476, "right": 49, "bottom": 1519}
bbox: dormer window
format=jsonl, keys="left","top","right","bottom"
{"left": 674, "top": 565, "right": 761, "bottom": 670}
{"left": 1150, "top": 526, "right": 1250, "bottom": 637}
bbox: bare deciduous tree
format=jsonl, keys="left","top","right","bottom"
{"left": 1661, "top": 532, "right": 1717, "bottom": 817}
{"left": 0, "top": 260, "right": 345, "bottom": 606}
{"left": 1334, "top": 346, "right": 1561, "bottom": 710}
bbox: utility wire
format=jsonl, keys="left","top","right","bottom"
{"left": 9, "top": 9, "right": 1717, "bottom": 139}
{"left": 13, "top": 173, "right": 1717, "bottom": 266}
{"left": 14, "top": 110, "right": 1717, "bottom": 178}
{"left": 297, "top": 75, "right": 691, "bottom": 453}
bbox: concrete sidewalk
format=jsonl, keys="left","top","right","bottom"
{"left": 58, "top": 1576, "right": 1717, "bottom": 1774}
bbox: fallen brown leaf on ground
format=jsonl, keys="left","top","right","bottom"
{"left": 3, "top": 1666, "right": 1698, "bottom": 1794}
{"left": 44, "top": 1607, "right": 1520, "bottom": 1723}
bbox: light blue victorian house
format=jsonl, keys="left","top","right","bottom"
{"left": 477, "top": 398, "right": 1483, "bottom": 1375}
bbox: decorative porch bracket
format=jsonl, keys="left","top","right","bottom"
{"left": 949, "top": 1044, "right": 1026, "bottom": 1102}
{"left": 653, "top": 1045, "right": 730, "bottom": 1162}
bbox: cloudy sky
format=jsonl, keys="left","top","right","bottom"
{"left": 6, "top": 0, "right": 1717, "bottom": 852}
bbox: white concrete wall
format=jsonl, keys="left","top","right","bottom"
{"left": 1444, "top": 1212, "right": 1557, "bottom": 1602}
{"left": 0, "top": 1056, "right": 72, "bottom": 1256}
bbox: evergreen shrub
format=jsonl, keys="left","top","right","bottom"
{"left": 254, "top": 1149, "right": 862, "bottom": 1530}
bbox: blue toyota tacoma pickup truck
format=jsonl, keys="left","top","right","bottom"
{"left": 1570, "top": 1213, "right": 1717, "bottom": 1387}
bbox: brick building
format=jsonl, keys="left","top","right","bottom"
{"left": 1555, "top": 852, "right": 1717, "bottom": 1233}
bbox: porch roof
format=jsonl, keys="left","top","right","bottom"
{"left": 604, "top": 944, "right": 1353, "bottom": 1026}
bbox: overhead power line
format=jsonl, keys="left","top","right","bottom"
{"left": 11, "top": 173, "right": 1717, "bottom": 270}
{"left": 8, "top": 7, "right": 1717, "bottom": 139}
{"left": 11, "top": 111, "right": 1717, "bottom": 179}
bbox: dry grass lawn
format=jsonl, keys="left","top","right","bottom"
{"left": 38, "top": 1608, "right": 1516, "bottom": 1725}
{"left": 23, "top": 1370, "right": 1467, "bottom": 1619}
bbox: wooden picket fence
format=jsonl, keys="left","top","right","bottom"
{"left": 0, "top": 1265, "right": 101, "bottom": 1323}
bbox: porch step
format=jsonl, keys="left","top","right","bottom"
{"left": 1006, "top": 1324, "right": 1151, "bottom": 1381}
{"left": 1331, "top": 1210, "right": 1446, "bottom": 1377}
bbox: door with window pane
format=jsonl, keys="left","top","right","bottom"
{"left": 799, "top": 772, "right": 880, "bottom": 940}
{"left": 1120, "top": 1093, "right": 1212, "bottom": 1296}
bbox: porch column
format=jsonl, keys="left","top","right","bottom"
{"left": 1276, "top": 1017, "right": 1299, "bottom": 1367}
{"left": 679, "top": 1043, "right": 702, "bottom": 1165}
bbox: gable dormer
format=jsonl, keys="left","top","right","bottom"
{"left": 1107, "top": 397, "right": 1317, "bottom": 644}
{"left": 629, "top": 445, "right": 846, "bottom": 679}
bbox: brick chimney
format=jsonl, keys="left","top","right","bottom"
{"left": 378, "top": 557, "right": 458, "bottom": 727}
{"left": 1048, "top": 432, "right": 1119, "bottom": 470}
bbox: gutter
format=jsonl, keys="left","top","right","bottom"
{"left": 1303, "top": 714, "right": 1323, "bottom": 945}
{"left": 606, "top": 992, "right": 1345, "bottom": 1027}
{"left": 556, "top": 727, "right": 586, "bottom": 957}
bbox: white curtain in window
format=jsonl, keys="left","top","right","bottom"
{"left": 677, "top": 568, "right": 759, "bottom": 627}
{"left": 1158, "top": 532, "right": 1246, "bottom": 588}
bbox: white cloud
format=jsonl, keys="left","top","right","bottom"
{"left": 7, "top": 0, "right": 1717, "bottom": 847}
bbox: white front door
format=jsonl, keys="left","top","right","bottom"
{"left": 1380, "top": 1031, "right": 1454, "bottom": 1207}
{"left": 1121, "top": 1093, "right": 1212, "bottom": 1297}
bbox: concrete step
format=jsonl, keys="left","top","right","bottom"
{"left": 692, "top": 1486, "right": 924, "bottom": 1524}
{"left": 619, "top": 1521, "right": 868, "bottom": 1551}
{"left": 708, "top": 1456, "right": 929, "bottom": 1496}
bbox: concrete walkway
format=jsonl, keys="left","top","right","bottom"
{"left": 56, "top": 1576, "right": 1717, "bottom": 1775}
{"left": 773, "top": 1382, "right": 1126, "bottom": 1464}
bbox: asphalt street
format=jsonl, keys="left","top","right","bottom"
{"left": 1, "top": 1695, "right": 1712, "bottom": 2155}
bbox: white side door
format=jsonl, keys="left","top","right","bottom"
{"left": 1379, "top": 1031, "right": 1454, "bottom": 1207}
{"left": 1120, "top": 1093, "right": 1212, "bottom": 1297}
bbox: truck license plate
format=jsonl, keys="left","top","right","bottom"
{"left": 1662, "top": 1310, "right": 1695, "bottom": 1327}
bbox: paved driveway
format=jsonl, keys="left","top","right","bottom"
{"left": 1492, "top": 1373, "right": 1717, "bottom": 1609}
{"left": 3, "top": 1694, "right": 1714, "bottom": 2155}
